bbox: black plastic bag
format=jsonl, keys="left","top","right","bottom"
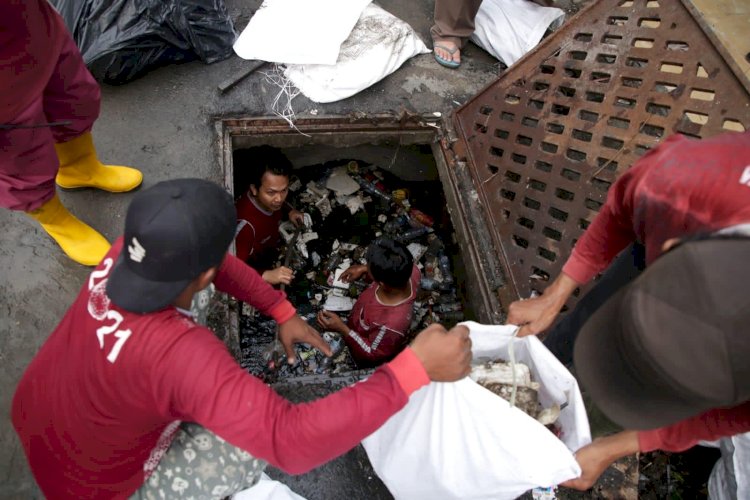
{"left": 51, "top": 0, "right": 237, "bottom": 85}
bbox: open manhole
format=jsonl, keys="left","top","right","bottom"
{"left": 209, "top": 2, "right": 750, "bottom": 498}
{"left": 213, "top": 113, "right": 507, "bottom": 499}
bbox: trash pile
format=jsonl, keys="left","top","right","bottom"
{"left": 239, "top": 159, "right": 464, "bottom": 382}
{"left": 470, "top": 359, "right": 561, "bottom": 431}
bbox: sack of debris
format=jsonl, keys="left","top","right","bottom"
{"left": 362, "top": 321, "right": 590, "bottom": 500}
{"left": 470, "top": 0, "right": 565, "bottom": 67}
{"left": 51, "top": 0, "right": 237, "bottom": 84}
{"left": 283, "top": 4, "right": 430, "bottom": 103}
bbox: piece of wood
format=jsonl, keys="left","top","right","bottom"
{"left": 217, "top": 60, "right": 266, "bottom": 94}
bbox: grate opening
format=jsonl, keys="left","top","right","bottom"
{"left": 561, "top": 168, "right": 582, "bottom": 181}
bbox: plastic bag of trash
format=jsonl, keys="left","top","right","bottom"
{"left": 362, "top": 321, "right": 591, "bottom": 500}
{"left": 50, "top": 0, "right": 236, "bottom": 85}
{"left": 470, "top": 0, "right": 565, "bottom": 67}
{"left": 283, "top": 4, "right": 430, "bottom": 103}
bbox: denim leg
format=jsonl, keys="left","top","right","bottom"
{"left": 543, "top": 243, "right": 646, "bottom": 366}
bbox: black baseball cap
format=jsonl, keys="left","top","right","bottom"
{"left": 574, "top": 237, "right": 750, "bottom": 430}
{"left": 107, "top": 179, "right": 236, "bottom": 313}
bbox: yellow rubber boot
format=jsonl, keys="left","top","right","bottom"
{"left": 55, "top": 132, "right": 143, "bottom": 192}
{"left": 26, "top": 194, "right": 110, "bottom": 266}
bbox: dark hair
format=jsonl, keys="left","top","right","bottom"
{"left": 366, "top": 238, "right": 414, "bottom": 288}
{"left": 234, "top": 145, "right": 293, "bottom": 195}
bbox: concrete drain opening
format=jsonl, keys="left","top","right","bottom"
{"left": 213, "top": 114, "right": 506, "bottom": 499}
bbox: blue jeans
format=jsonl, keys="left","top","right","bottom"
{"left": 542, "top": 243, "right": 646, "bottom": 367}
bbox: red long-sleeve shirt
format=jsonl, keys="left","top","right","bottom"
{"left": 561, "top": 131, "right": 750, "bottom": 452}
{"left": 639, "top": 402, "right": 750, "bottom": 453}
{"left": 12, "top": 238, "right": 429, "bottom": 499}
{"left": 563, "top": 131, "right": 750, "bottom": 284}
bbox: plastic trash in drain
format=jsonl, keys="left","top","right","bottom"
{"left": 239, "top": 158, "right": 466, "bottom": 383}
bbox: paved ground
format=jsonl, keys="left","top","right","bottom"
{"left": 2, "top": 0, "right": 743, "bottom": 497}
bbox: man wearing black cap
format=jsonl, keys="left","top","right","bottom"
{"left": 561, "top": 236, "right": 750, "bottom": 496}
{"left": 11, "top": 178, "right": 472, "bottom": 499}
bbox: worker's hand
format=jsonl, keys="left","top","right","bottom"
{"left": 289, "top": 209, "right": 306, "bottom": 227}
{"left": 506, "top": 273, "right": 579, "bottom": 337}
{"left": 561, "top": 431, "right": 640, "bottom": 491}
{"left": 262, "top": 266, "right": 294, "bottom": 285}
{"left": 410, "top": 324, "right": 472, "bottom": 382}
{"left": 317, "top": 310, "right": 348, "bottom": 335}
{"left": 340, "top": 264, "right": 368, "bottom": 283}
{"left": 278, "top": 315, "right": 333, "bottom": 364}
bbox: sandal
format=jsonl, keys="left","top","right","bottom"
{"left": 433, "top": 42, "right": 460, "bottom": 69}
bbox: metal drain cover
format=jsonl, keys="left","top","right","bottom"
{"left": 452, "top": 0, "right": 750, "bottom": 313}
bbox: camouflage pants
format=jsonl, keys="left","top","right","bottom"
{"left": 130, "top": 422, "right": 267, "bottom": 500}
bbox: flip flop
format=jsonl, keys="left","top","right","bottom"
{"left": 433, "top": 43, "right": 461, "bottom": 69}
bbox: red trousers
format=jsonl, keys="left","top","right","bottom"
{"left": 0, "top": 28, "right": 101, "bottom": 211}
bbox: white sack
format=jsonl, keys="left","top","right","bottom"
{"left": 232, "top": 472, "right": 306, "bottom": 500}
{"left": 362, "top": 321, "right": 591, "bottom": 500}
{"left": 284, "top": 4, "right": 429, "bottom": 103}
{"left": 233, "top": 0, "right": 371, "bottom": 64}
{"left": 471, "top": 0, "right": 565, "bottom": 67}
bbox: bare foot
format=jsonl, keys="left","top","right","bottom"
{"left": 433, "top": 40, "right": 460, "bottom": 66}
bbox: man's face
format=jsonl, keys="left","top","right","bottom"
{"left": 251, "top": 172, "right": 289, "bottom": 212}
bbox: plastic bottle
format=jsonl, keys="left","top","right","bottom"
{"left": 438, "top": 253, "right": 454, "bottom": 285}
{"left": 397, "top": 226, "right": 432, "bottom": 243}
{"left": 409, "top": 208, "right": 434, "bottom": 227}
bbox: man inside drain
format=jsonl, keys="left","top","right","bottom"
{"left": 316, "top": 237, "right": 422, "bottom": 368}
{"left": 234, "top": 145, "right": 306, "bottom": 285}
{"left": 11, "top": 178, "right": 472, "bottom": 499}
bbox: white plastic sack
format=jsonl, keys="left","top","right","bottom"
{"left": 232, "top": 472, "right": 307, "bottom": 500}
{"left": 284, "top": 4, "right": 430, "bottom": 103}
{"left": 362, "top": 322, "right": 591, "bottom": 500}
{"left": 233, "top": 0, "right": 371, "bottom": 65}
{"left": 471, "top": 0, "right": 565, "bottom": 67}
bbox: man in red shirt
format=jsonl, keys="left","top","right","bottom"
{"left": 317, "top": 238, "right": 421, "bottom": 368}
{"left": 506, "top": 130, "right": 750, "bottom": 493}
{"left": 0, "top": 0, "right": 142, "bottom": 266}
{"left": 11, "top": 178, "right": 471, "bottom": 499}
{"left": 560, "top": 236, "right": 750, "bottom": 496}
{"left": 234, "top": 146, "right": 304, "bottom": 285}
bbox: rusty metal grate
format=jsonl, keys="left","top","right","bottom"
{"left": 452, "top": 0, "right": 750, "bottom": 314}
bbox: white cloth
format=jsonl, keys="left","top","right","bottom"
{"left": 708, "top": 432, "right": 750, "bottom": 500}
{"left": 362, "top": 322, "right": 591, "bottom": 500}
{"left": 233, "top": 0, "right": 371, "bottom": 64}
{"left": 232, "top": 473, "right": 307, "bottom": 500}
{"left": 471, "top": 0, "right": 565, "bottom": 67}
{"left": 284, "top": 4, "right": 430, "bottom": 103}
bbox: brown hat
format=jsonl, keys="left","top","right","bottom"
{"left": 574, "top": 237, "right": 750, "bottom": 430}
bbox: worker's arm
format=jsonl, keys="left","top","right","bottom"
{"left": 507, "top": 162, "right": 642, "bottom": 336}
{"left": 213, "top": 252, "right": 296, "bottom": 323}
{"left": 638, "top": 402, "right": 750, "bottom": 453}
{"left": 156, "top": 324, "right": 471, "bottom": 474}
{"left": 562, "top": 402, "right": 750, "bottom": 491}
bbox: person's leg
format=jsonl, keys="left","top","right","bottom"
{"left": 430, "top": 0, "right": 483, "bottom": 67}
{"left": 43, "top": 29, "right": 142, "bottom": 192}
{"left": 131, "top": 422, "right": 267, "bottom": 500}
{"left": 0, "top": 95, "right": 110, "bottom": 265}
{"left": 543, "top": 243, "right": 646, "bottom": 366}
